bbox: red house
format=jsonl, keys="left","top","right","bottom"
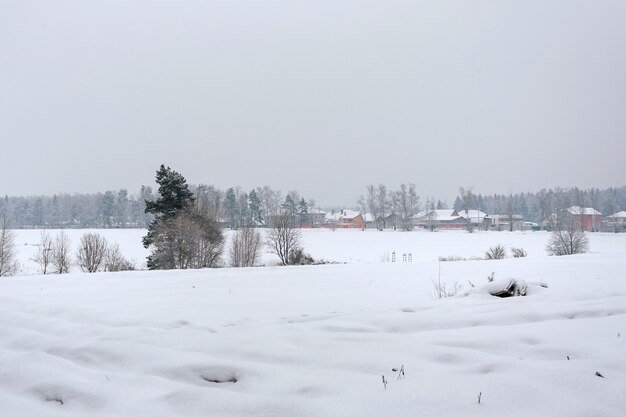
{"left": 567, "top": 206, "right": 603, "bottom": 232}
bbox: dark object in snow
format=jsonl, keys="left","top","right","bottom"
{"left": 595, "top": 371, "right": 605, "bottom": 378}
{"left": 477, "top": 392, "right": 482, "bottom": 404}
{"left": 392, "top": 365, "right": 405, "bottom": 380}
{"left": 567, "top": 356, "right": 570, "bottom": 360}
{"left": 490, "top": 279, "right": 527, "bottom": 297}
{"left": 45, "top": 397, "right": 64, "bottom": 405}
{"left": 202, "top": 376, "right": 238, "bottom": 384}
{"left": 382, "top": 375, "right": 388, "bottom": 389}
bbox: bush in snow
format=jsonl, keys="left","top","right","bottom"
{"left": 430, "top": 277, "right": 463, "bottom": 299}
{"left": 76, "top": 232, "right": 109, "bottom": 273}
{"left": 511, "top": 247, "right": 527, "bottom": 258}
{"left": 438, "top": 255, "right": 466, "bottom": 262}
{"left": 485, "top": 244, "right": 506, "bottom": 260}
{"left": 104, "top": 243, "right": 135, "bottom": 272}
{"left": 546, "top": 228, "right": 589, "bottom": 256}
{"left": 288, "top": 248, "right": 315, "bottom": 265}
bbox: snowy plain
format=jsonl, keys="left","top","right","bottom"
{"left": 1, "top": 229, "right": 625, "bottom": 416}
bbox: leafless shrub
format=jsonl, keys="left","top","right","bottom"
{"left": 52, "top": 230, "right": 72, "bottom": 274}
{"left": 438, "top": 255, "right": 467, "bottom": 262}
{"left": 546, "top": 223, "right": 589, "bottom": 256}
{"left": 511, "top": 247, "right": 527, "bottom": 258}
{"left": 31, "top": 230, "right": 54, "bottom": 274}
{"left": 265, "top": 212, "right": 302, "bottom": 265}
{"left": 104, "top": 243, "right": 135, "bottom": 272}
{"left": 486, "top": 272, "right": 495, "bottom": 282}
{"left": 430, "top": 277, "right": 463, "bottom": 299}
{"left": 485, "top": 244, "right": 506, "bottom": 260}
{"left": 76, "top": 232, "right": 109, "bottom": 273}
{"left": 229, "top": 227, "right": 262, "bottom": 267}
{"left": 0, "top": 215, "right": 18, "bottom": 277}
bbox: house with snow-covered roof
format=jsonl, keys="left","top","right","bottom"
{"left": 605, "top": 211, "right": 626, "bottom": 231}
{"left": 567, "top": 206, "right": 603, "bottom": 232}
{"left": 307, "top": 208, "right": 327, "bottom": 225}
{"left": 324, "top": 209, "right": 364, "bottom": 228}
{"left": 413, "top": 209, "right": 467, "bottom": 230}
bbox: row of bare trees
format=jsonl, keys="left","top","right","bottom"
{"left": 358, "top": 184, "right": 433, "bottom": 231}
{"left": 30, "top": 231, "right": 135, "bottom": 275}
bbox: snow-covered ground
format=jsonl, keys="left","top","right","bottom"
{"left": 1, "top": 230, "right": 625, "bottom": 416}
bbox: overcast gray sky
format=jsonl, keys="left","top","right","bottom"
{"left": 1, "top": 0, "right": 625, "bottom": 206}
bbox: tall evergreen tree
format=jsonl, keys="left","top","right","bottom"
{"left": 142, "top": 165, "right": 195, "bottom": 268}
{"left": 224, "top": 188, "right": 237, "bottom": 229}
{"left": 298, "top": 198, "right": 308, "bottom": 226}
{"left": 248, "top": 189, "right": 262, "bottom": 225}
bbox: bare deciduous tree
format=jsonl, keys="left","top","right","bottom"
{"left": 507, "top": 193, "right": 516, "bottom": 232}
{"left": 52, "top": 230, "right": 72, "bottom": 274}
{"left": 357, "top": 194, "right": 368, "bottom": 230}
{"left": 546, "top": 217, "right": 589, "bottom": 256}
{"left": 459, "top": 186, "right": 476, "bottom": 232}
{"left": 76, "top": 232, "right": 109, "bottom": 273}
{"left": 398, "top": 183, "right": 419, "bottom": 231}
{"left": 377, "top": 184, "right": 389, "bottom": 230}
{"left": 32, "top": 230, "right": 54, "bottom": 274}
{"left": 104, "top": 243, "right": 135, "bottom": 272}
{"left": 229, "top": 226, "right": 262, "bottom": 267}
{"left": 0, "top": 215, "right": 18, "bottom": 277}
{"left": 265, "top": 212, "right": 302, "bottom": 265}
{"left": 366, "top": 185, "right": 379, "bottom": 230}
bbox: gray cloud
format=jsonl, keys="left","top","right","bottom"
{"left": 1, "top": 0, "right": 625, "bottom": 206}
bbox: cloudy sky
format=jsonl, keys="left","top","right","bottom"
{"left": 1, "top": 0, "right": 625, "bottom": 206}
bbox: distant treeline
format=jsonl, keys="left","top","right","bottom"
{"left": 0, "top": 185, "right": 312, "bottom": 229}
{"left": 450, "top": 186, "right": 626, "bottom": 223}
{"left": 1, "top": 184, "right": 625, "bottom": 229}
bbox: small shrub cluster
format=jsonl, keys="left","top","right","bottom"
{"left": 288, "top": 248, "right": 316, "bottom": 265}
{"left": 438, "top": 255, "right": 467, "bottom": 262}
{"left": 104, "top": 243, "right": 135, "bottom": 272}
{"left": 485, "top": 244, "right": 506, "bottom": 260}
{"left": 430, "top": 278, "right": 463, "bottom": 299}
{"left": 441, "top": 245, "right": 528, "bottom": 262}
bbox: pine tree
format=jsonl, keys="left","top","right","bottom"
{"left": 224, "top": 188, "right": 237, "bottom": 229}
{"left": 248, "top": 189, "right": 262, "bottom": 225}
{"left": 298, "top": 198, "right": 308, "bottom": 226}
{"left": 144, "top": 165, "right": 194, "bottom": 220}
{"left": 142, "top": 165, "right": 195, "bottom": 269}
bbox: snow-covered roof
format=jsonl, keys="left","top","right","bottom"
{"left": 607, "top": 211, "right": 626, "bottom": 219}
{"left": 457, "top": 209, "right": 487, "bottom": 219}
{"left": 363, "top": 213, "right": 375, "bottom": 222}
{"left": 415, "top": 210, "right": 461, "bottom": 223}
{"left": 567, "top": 206, "right": 602, "bottom": 216}
{"left": 325, "top": 209, "right": 361, "bottom": 222}
{"left": 487, "top": 214, "right": 524, "bottom": 220}
{"left": 308, "top": 208, "right": 326, "bottom": 215}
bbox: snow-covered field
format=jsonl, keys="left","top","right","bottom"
{"left": 1, "top": 230, "right": 625, "bottom": 416}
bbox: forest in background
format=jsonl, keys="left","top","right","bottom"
{"left": 1, "top": 184, "right": 625, "bottom": 229}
